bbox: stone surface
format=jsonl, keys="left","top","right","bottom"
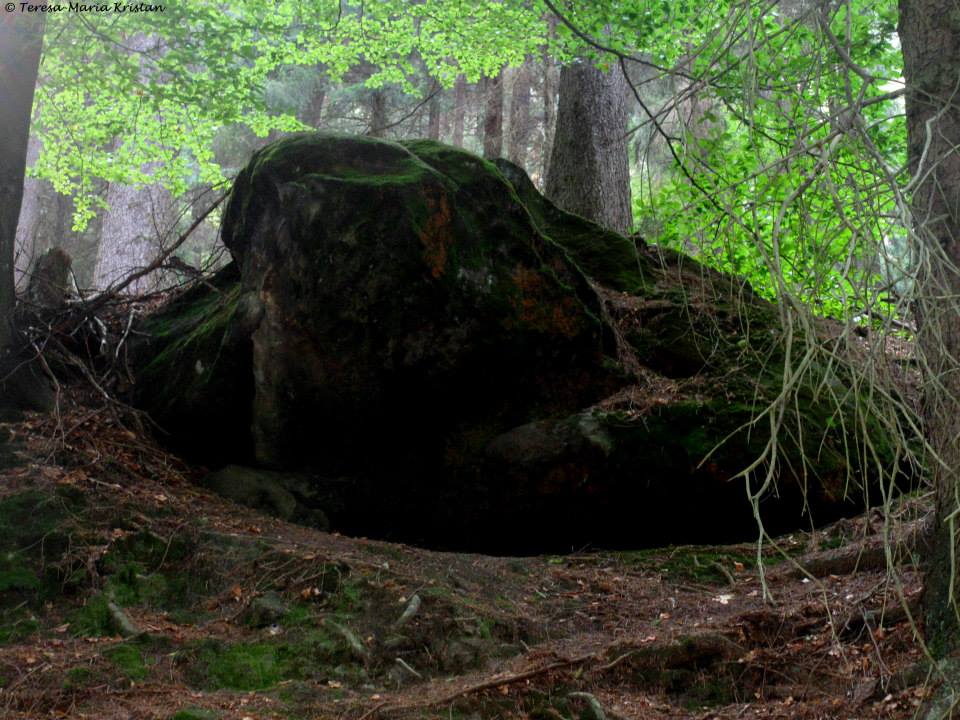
{"left": 200, "top": 465, "right": 330, "bottom": 530}
{"left": 242, "top": 592, "right": 289, "bottom": 628}
{"left": 219, "top": 135, "right": 621, "bottom": 471}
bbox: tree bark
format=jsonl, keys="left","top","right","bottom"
{"left": 541, "top": 16, "right": 559, "bottom": 184}
{"left": 482, "top": 72, "right": 504, "bottom": 159}
{"left": 95, "top": 177, "right": 177, "bottom": 294}
{"left": 303, "top": 80, "right": 326, "bottom": 128}
{"left": 368, "top": 89, "right": 388, "bottom": 137}
{"left": 0, "top": 13, "right": 44, "bottom": 348}
{"left": 14, "top": 134, "right": 45, "bottom": 283}
{"left": 452, "top": 75, "right": 466, "bottom": 148}
{"left": 427, "top": 90, "right": 441, "bottom": 140}
{"left": 899, "top": 0, "right": 960, "bottom": 659}
{"left": 545, "top": 60, "right": 632, "bottom": 236}
{"left": 508, "top": 59, "right": 533, "bottom": 168}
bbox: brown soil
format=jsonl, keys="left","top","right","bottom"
{"left": 0, "top": 389, "right": 933, "bottom": 720}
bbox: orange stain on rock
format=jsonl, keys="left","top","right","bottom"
{"left": 419, "top": 188, "right": 453, "bottom": 278}
{"left": 510, "top": 266, "right": 585, "bottom": 338}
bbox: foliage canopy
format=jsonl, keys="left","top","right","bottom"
{"left": 33, "top": 0, "right": 906, "bottom": 320}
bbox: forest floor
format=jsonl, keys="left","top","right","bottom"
{"left": 0, "top": 389, "right": 935, "bottom": 720}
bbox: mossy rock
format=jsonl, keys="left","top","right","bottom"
{"left": 131, "top": 135, "right": 910, "bottom": 551}
{"left": 478, "top": 360, "right": 905, "bottom": 548}
{"left": 199, "top": 465, "right": 330, "bottom": 529}
{"left": 218, "top": 133, "right": 621, "bottom": 470}
{"left": 493, "top": 157, "right": 651, "bottom": 294}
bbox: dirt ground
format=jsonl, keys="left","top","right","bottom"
{"left": 0, "top": 390, "right": 934, "bottom": 720}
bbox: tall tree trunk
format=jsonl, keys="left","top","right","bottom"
{"left": 368, "top": 89, "right": 388, "bottom": 137}
{"left": 545, "top": 60, "right": 632, "bottom": 235}
{"left": 541, "top": 16, "right": 559, "bottom": 184}
{"left": 508, "top": 59, "right": 533, "bottom": 168}
{"left": 0, "top": 13, "right": 44, "bottom": 348}
{"left": 427, "top": 90, "right": 441, "bottom": 141}
{"left": 452, "top": 75, "right": 466, "bottom": 147}
{"left": 14, "top": 134, "right": 44, "bottom": 284}
{"left": 482, "top": 72, "right": 504, "bottom": 159}
{"left": 900, "top": 0, "right": 960, "bottom": 660}
{"left": 303, "top": 79, "right": 326, "bottom": 128}
{"left": 95, "top": 179, "right": 176, "bottom": 293}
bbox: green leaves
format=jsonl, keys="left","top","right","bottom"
{"left": 633, "top": 0, "right": 904, "bottom": 320}
{"left": 30, "top": 0, "right": 907, "bottom": 325}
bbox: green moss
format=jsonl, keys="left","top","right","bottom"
{"left": 170, "top": 710, "right": 219, "bottom": 720}
{"left": 104, "top": 643, "right": 148, "bottom": 680}
{"left": 492, "top": 157, "right": 650, "bottom": 294}
{"left": 185, "top": 640, "right": 288, "bottom": 691}
{"left": 614, "top": 546, "right": 754, "bottom": 584}
{"left": 0, "top": 554, "right": 40, "bottom": 592}
{"left": 676, "top": 670, "right": 737, "bottom": 709}
{"left": 0, "top": 604, "right": 38, "bottom": 643}
{"left": 93, "top": 523, "right": 212, "bottom": 621}
{"left": 331, "top": 578, "right": 364, "bottom": 615}
{"left": 0, "top": 489, "right": 77, "bottom": 554}
{"left": 133, "top": 265, "right": 254, "bottom": 462}
{"left": 91, "top": 530, "right": 206, "bottom": 620}
{"left": 101, "top": 530, "right": 192, "bottom": 573}
{"left": 63, "top": 666, "right": 94, "bottom": 690}
{"left": 69, "top": 594, "right": 115, "bottom": 637}
{"left": 0, "top": 489, "right": 83, "bottom": 614}
{"left": 185, "top": 624, "right": 353, "bottom": 692}
{"left": 139, "top": 281, "right": 243, "bottom": 405}
{"left": 279, "top": 604, "right": 313, "bottom": 628}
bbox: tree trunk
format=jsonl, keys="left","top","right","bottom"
{"left": 427, "top": 90, "right": 441, "bottom": 140}
{"left": 95, "top": 179, "right": 176, "bottom": 293}
{"left": 303, "top": 79, "right": 326, "bottom": 128}
{"left": 452, "top": 75, "right": 466, "bottom": 148}
{"left": 14, "top": 134, "right": 45, "bottom": 284}
{"left": 508, "top": 59, "right": 533, "bottom": 168}
{"left": 482, "top": 72, "right": 504, "bottom": 159}
{"left": 0, "top": 13, "right": 44, "bottom": 348}
{"left": 368, "top": 89, "right": 388, "bottom": 137}
{"left": 900, "top": 0, "right": 960, "bottom": 660}
{"left": 545, "top": 60, "right": 632, "bottom": 235}
{"left": 541, "top": 16, "right": 559, "bottom": 184}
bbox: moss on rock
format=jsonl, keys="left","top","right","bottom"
{"left": 133, "top": 264, "right": 255, "bottom": 463}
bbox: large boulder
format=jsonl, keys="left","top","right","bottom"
{"left": 131, "top": 134, "right": 909, "bottom": 551}
{"left": 219, "top": 136, "right": 622, "bottom": 471}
